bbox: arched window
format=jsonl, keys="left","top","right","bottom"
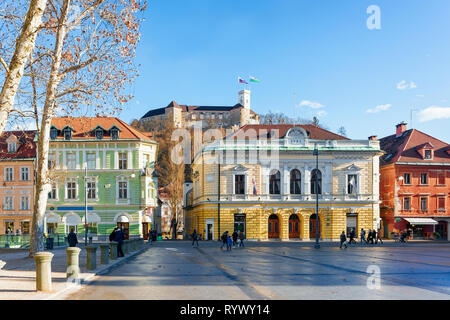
{"left": 290, "top": 169, "right": 301, "bottom": 194}
{"left": 269, "top": 170, "right": 281, "bottom": 194}
{"left": 310, "top": 169, "right": 322, "bottom": 194}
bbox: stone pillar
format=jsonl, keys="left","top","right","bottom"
{"left": 66, "top": 247, "right": 81, "bottom": 279}
{"left": 109, "top": 242, "right": 117, "bottom": 260}
{"left": 123, "top": 240, "right": 129, "bottom": 254}
{"left": 86, "top": 245, "right": 97, "bottom": 270}
{"left": 33, "top": 252, "right": 54, "bottom": 292}
{"left": 99, "top": 244, "right": 109, "bottom": 265}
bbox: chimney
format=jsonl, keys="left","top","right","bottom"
{"left": 395, "top": 122, "right": 407, "bottom": 137}
{"left": 368, "top": 135, "right": 377, "bottom": 141}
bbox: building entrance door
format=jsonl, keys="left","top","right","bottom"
{"left": 289, "top": 214, "right": 300, "bottom": 238}
{"left": 205, "top": 219, "right": 214, "bottom": 240}
{"left": 234, "top": 214, "right": 246, "bottom": 237}
{"left": 142, "top": 222, "right": 149, "bottom": 240}
{"left": 268, "top": 214, "right": 280, "bottom": 238}
{"left": 310, "top": 214, "right": 319, "bottom": 239}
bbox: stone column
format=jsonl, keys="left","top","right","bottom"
{"left": 34, "top": 252, "right": 54, "bottom": 292}
{"left": 86, "top": 245, "right": 97, "bottom": 270}
{"left": 109, "top": 242, "right": 117, "bottom": 260}
{"left": 123, "top": 240, "right": 129, "bottom": 254}
{"left": 66, "top": 247, "right": 81, "bottom": 279}
{"left": 99, "top": 244, "right": 109, "bottom": 264}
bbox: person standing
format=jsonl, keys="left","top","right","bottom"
{"left": 349, "top": 228, "right": 355, "bottom": 244}
{"left": 227, "top": 235, "right": 232, "bottom": 251}
{"left": 192, "top": 229, "right": 199, "bottom": 247}
{"left": 360, "top": 228, "right": 366, "bottom": 244}
{"left": 221, "top": 231, "right": 228, "bottom": 250}
{"left": 340, "top": 231, "right": 347, "bottom": 249}
{"left": 373, "top": 229, "right": 378, "bottom": 244}
{"left": 114, "top": 227, "right": 125, "bottom": 257}
{"left": 67, "top": 228, "right": 78, "bottom": 247}
{"left": 239, "top": 230, "right": 245, "bottom": 247}
{"left": 376, "top": 229, "right": 383, "bottom": 244}
{"left": 232, "top": 231, "right": 238, "bottom": 248}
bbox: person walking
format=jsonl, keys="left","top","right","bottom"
{"left": 232, "top": 231, "right": 238, "bottom": 248}
{"left": 114, "top": 227, "right": 125, "bottom": 257}
{"left": 340, "top": 231, "right": 347, "bottom": 249}
{"left": 376, "top": 229, "right": 383, "bottom": 244}
{"left": 360, "top": 228, "right": 366, "bottom": 244}
{"left": 349, "top": 228, "right": 355, "bottom": 244}
{"left": 373, "top": 229, "right": 378, "bottom": 244}
{"left": 192, "top": 229, "right": 199, "bottom": 247}
{"left": 239, "top": 230, "right": 245, "bottom": 247}
{"left": 221, "top": 231, "right": 228, "bottom": 250}
{"left": 67, "top": 228, "right": 78, "bottom": 247}
{"left": 227, "top": 235, "right": 232, "bottom": 251}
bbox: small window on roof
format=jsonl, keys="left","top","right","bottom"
{"left": 95, "top": 129, "right": 104, "bottom": 140}
{"left": 111, "top": 128, "right": 119, "bottom": 140}
{"left": 7, "top": 142, "right": 16, "bottom": 153}
{"left": 63, "top": 129, "right": 72, "bottom": 140}
{"left": 50, "top": 128, "right": 58, "bottom": 140}
{"left": 424, "top": 149, "right": 432, "bottom": 159}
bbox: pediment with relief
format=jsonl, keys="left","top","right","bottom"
{"left": 344, "top": 163, "right": 362, "bottom": 171}
{"left": 232, "top": 164, "right": 249, "bottom": 172}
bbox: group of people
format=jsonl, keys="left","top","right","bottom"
{"left": 221, "top": 230, "right": 245, "bottom": 251}
{"left": 340, "top": 227, "right": 384, "bottom": 249}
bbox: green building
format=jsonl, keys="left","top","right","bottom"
{"left": 44, "top": 117, "right": 158, "bottom": 241}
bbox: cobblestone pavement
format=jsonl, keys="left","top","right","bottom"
{"left": 65, "top": 240, "right": 450, "bottom": 300}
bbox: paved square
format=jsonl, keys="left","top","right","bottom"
{"left": 64, "top": 241, "right": 450, "bottom": 300}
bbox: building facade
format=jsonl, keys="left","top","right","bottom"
{"left": 139, "top": 90, "right": 260, "bottom": 129}
{"left": 185, "top": 124, "right": 383, "bottom": 241}
{"left": 379, "top": 122, "right": 450, "bottom": 240}
{"left": 44, "top": 117, "right": 158, "bottom": 240}
{"left": 0, "top": 131, "right": 36, "bottom": 235}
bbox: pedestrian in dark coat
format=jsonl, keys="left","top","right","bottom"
{"left": 192, "top": 229, "right": 199, "bottom": 247}
{"left": 232, "top": 231, "right": 238, "bottom": 247}
{"left": 376, "top": 229, "right": 383, "bottom": 244}
{"left": 67, "top": 228, "right": 78, "bottom": 247}
{"left": 114, "top": 228, "right": 125, "bottom": 257}
{"left": 221, "top": 231, "right": 228, "bottom": 250}
{"left": 373, "top": 229, "right": 378, "bottom": 244}
{"left": 239, "top": 231, "right": 245, "bottom": 247}
{"left": 340, "top": 231, "right": 347, "bottom": 249}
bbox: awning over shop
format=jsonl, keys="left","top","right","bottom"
{"left": 404, "top": 218, "right": 438, "bottom": 225}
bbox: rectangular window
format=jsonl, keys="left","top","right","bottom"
{"left": 66, "top": 179, "right": 77, "bottom": 199}
{"left": 48, "top": 183, "right": 57, "bottom": 200}
{"left": 119, "top": 152, "right": 127, "bottom": 170}
{"left": 4, "top": 167, "right": 13, "bottom": 181}
{"left": 420, "top": 173, "right": 428, "bottom": 185}
{"left": 21, "top": 221, "right": 30, "bottom": 234}
{"left": 438, "top": 173, "right": 445, "bottom": 185}
{"left": 119, "top": 181, "right": 128, "bottom": 199}
{"left": 347, "top": 174, "right": 358, "bottom": 194}
{"left": 438, "top": 198, "right": 445, "bottom": 211}
{"left": 86, "top": 152, "right": 96, "bottom": 169}
{"left": 87, "top": 180, "right": 96, "bottom": 200}
{"left": 420, "top": 197, "right": 428, "bottom": 211}
{"left": 4, "top": 196, "right": 13, "bottom": 210}
{"left": 424, "top": 150, "right": 432, "bottom": 159}
{"left": 48, "top": 153, "right": 56, "bottom": 170}
{"left": 8, "top": 142, "right": 16, "bottom": 153}
{"left": 20, "top": 196, "right": 30, "bottom": 210}
{"left": 20, "top": 167, "right": 30, "bottom": 181}
{"left": 234, "top": 175, "right": 245, "bottom": 194}
{"left": 403, "top": 173, "right": 411, "bottom": 185}
{"left": 403, "top": 197, "right": 411, "bottom": 210}
{"left": 67, "top": 152, "right": 76, "bottom": 169}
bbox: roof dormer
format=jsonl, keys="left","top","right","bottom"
{"left": 62, "top": 126, "right": 75, "bottom": 140}
{"left": 108, "top": 124, "right": 121, "bottom": 140}
{"left": 93, "top": 125, "right": 106, "bottom": 140}
{"left": 415, "top": 142, "right": 434, "bottom": 160}
{"left": 6, "top": 135, "right": 18, "bottom": 153}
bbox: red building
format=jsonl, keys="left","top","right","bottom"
{"left": 379, "top": 122, "right": 450, "bottom": 240}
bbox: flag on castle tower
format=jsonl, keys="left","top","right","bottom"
{"left": 249, "top": 76, "right": 260, "bottom": 83}
{"left": 238, "top": 77, "right": 248, "bottom": 84}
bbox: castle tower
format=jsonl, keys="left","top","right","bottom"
{"left": 238, "top": 89, "right": 251, "bottom": 109}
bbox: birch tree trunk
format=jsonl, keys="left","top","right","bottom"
{"left": 29, "top": 0, "right": 70, "bottom": 256}
{"left": 0, "top": 0, "right": 47, "bottom": 135}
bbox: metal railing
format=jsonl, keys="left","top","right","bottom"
{"left": 0, "top": 234, "right": 67, "bottom": 249}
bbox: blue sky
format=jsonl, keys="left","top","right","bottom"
{"left": 122, "top": 0, "right": 450, "bottom": 142}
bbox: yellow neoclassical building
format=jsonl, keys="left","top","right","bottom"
{"left": 185, "top": 124, "right": 383, "bottom": 241}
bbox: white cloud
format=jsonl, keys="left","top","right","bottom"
{"left": 417, "top": 105, "right": 450, "bottom": 122}
{"left": 299, "top": 100, "right": 325, "bottom": 109}
{"left": 396, "top": 80, "right": 417, "bottom": 90}
{"left": 366, "top": 104, "right": 392, "bottom": 114}
{"left": 316, "top": 110, "right": 327, "bottom": 117}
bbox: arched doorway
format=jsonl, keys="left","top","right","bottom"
{"left": 309, "top": 214, "right": 320, "bottom": 239}
{"left": 268, "top": 214, "right": 280, "bottom": 238}
{"left": 116, "top": 215, "right": 130, "bottom": 240}
{"left": 289, "top": 214, "right": 300, "bottom": 238}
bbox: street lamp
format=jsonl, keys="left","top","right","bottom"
{"left": 84, "top": 165, "right": 88, "bottom": 246}
{"left": 313, "top": 145, "right": 320, "bottom": 249}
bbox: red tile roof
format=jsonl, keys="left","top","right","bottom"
{"left": 379, "top": 129, "right": 450, "bottom": 165}
{"left": 51, "top": 117, "right": 155, "bottom": 142}
{"left": 0, "top": 130, "right": 36, "bottom": 160}
{"left": 229, "top": 124, "right": 349, "bottom": 140}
